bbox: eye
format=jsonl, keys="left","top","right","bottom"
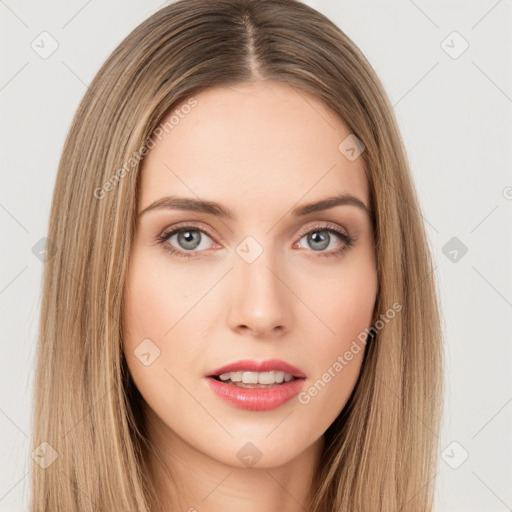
{"left": 157, "top": 225, "right": 216, "bottom": 259}
{"left": 295, "top": 223, "right": 355, "bottom": 258}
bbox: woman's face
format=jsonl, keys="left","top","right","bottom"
{"left": 122, "top": 81, "right": 377, "bottom": 470}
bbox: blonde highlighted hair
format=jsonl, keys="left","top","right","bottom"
{"left": 31, "top": 0, "right": 444, "bottom": 510}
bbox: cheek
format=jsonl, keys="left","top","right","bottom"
{"left": 122, "top": 247, "right": 183, "bottom": 342}
{"left": 121, "top": 246, "right": 211, "bottom": 394}
{"left": 121, "top": 256, "right": 194, "bottom": 429}
{"left": 306, "top": 250, "right": 378, "bottom": 344}
{"left": 323, "top": 274, "right": 377, "bottom": 341}
{"left": 121, "top": 249, "right": 178, "bottom": 391}
{"left": 296, "top": 255, "right": 377, "bottom": 417}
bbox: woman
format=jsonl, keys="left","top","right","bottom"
{"left": 31, "top": 0, "right": 444, "bottom": 510}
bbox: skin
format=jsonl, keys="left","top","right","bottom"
{"left": 122, "top": 81, "right": 378, "bottom": 512}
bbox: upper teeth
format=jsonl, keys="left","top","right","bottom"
{"left": 218, "top": 371, "right": 295, "bottom": 384}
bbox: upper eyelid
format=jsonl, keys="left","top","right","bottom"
{"left": 161, "top": 222, "right": 215, "bottom": 240}
{"left": 296, "top": 221, "right": 349, "bottom": 237}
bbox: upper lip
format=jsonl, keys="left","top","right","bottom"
{"left": 207, "top": 359, "right": 307, "bottom": 379}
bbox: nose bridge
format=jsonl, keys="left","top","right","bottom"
{"left": 228, "top": 234, "right": 291, "bottom": 335}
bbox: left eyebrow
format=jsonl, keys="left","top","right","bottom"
{"left": 137, "top": 193, "right": 371, "bottom": 220}
{"left": 291, "top": 194, "right": 371, "bottom": 218}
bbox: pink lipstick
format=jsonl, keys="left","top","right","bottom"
{"left": 205, "top": 358, "right": 307, "bottom": 411}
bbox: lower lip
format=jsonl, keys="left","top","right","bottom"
{"left": 206, "top": 377, "right": 305, "bottom": 411}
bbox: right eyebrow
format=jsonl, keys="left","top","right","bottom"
{"left": 138, "top": 196, "right": 234, "bottom": 219}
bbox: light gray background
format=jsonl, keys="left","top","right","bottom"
{"left": 1, "top": 1, "right": 511, "bottom": 510}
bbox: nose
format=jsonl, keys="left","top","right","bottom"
{"left": 226, "top": 249, "right": 293, "bottom": 339}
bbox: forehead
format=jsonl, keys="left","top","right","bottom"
{"left": 138, "top": 81, "right": 369, "bottom": 216}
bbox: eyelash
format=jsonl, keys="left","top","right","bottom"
{"left": 156, "top": 222, "right": 356, "bottom": 260}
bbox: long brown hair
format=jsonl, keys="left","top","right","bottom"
{"left": 31, "top": 0, "right": 444, "bottom": 510}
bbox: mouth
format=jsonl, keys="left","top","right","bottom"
{"left": 208, "top": 371, "right": 303, "bottom": 389}
{"left": 205, "top": 359, "right": 307, "bottom": 411}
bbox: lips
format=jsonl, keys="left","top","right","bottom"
{"left": 207, "top": 358, "right": 307, "bottom": 379}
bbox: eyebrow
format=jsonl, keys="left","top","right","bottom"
{"left": 138, "top": 193, "right": 371, "bottom": 219}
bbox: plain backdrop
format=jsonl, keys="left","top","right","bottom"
{"left": 1, "top": 1, "right": 511, "bottom": 510}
